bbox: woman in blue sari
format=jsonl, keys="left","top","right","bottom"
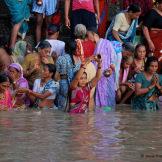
{"left": 132, "top": 56, "right": 162, "bottom": 110}
{"left": 105, "top": 4, "right": 141, "bottom": 49}
{"left": 4, "top": 0, "right": 31, "bottom": 50}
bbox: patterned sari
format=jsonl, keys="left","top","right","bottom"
{"left": 0, "top": 90, "right": 13, "bottom": 110}
{"left": 70, "top": 83, "right": 92, "bottom": 113}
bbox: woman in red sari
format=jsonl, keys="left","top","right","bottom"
{"left": 70, "top": 56, "right": 102, "bottom": 113}
{"left": 143, "top": 0, "right": 162, "bottom": 71}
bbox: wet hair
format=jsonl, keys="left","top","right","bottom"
{"left": 44, "top": 64, "right": 56, "bottom": 79}
{"left": 38, "top": 40, "right": 51, "bottom": 49}
{"left": 128, "top": 4, "right": 141, "bottom": 13}
{"left": 74, "top": 24, "right": 87, "bottom": 39}
{"left": 134, "top": 44, "right": 146, "bottom": 58}
{"left": 48, "top": 24, "right": 60, "bottom": 35}
{"left": 0, "top": 73, "right": 8, "bottom": 83}
{"left": 155, "top": 0, "right": 162, "bottom": 4}
{"left": 144, "top": 56, "right": 158, "bottom": 71}
{"left": 65, "top": 40, "right": 77, "bottom": 65}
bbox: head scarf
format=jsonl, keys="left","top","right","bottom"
{"left": 8, "top": 63, "right": 24, "bottom": 78}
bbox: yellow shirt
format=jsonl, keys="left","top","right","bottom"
{"left": 22, "top": 53, "right": 54, "bottom": 86}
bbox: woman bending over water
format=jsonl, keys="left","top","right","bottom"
{"left": 132, "top": 56, "right": 162, "bottom": 110}
{"left": 18, "top": 64, "right": 59, "bottom": 109}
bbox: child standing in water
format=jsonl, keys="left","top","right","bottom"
{"left": 0, "top": 74, "right": 13, "bottom": 110}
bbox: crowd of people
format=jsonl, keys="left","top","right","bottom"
{"left": 0, "top": 0, "right": 162, "bottom": 112}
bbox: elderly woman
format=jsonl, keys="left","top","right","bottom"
{"left": 132, "top": 56, "right": 162, "bottom": 110}
{"left": 22, "top": 40, "right": 54, "bottom": 88}
{"left": 87, "top": 27, "right": 116, "bottom": 108}
{"left": 74, "top": 24, "right": 97, "bottom": 110}
{"left": 105, "top": 4, "right": 141, "bottom": 49}
{"left": 8, "top": 63, "right": 29, "bottom": 108}
{"left": 143, "top": 0, "right": 162, "bottom": 66}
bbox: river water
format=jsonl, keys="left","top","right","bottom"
{"left": 0, "top": 106, "right": 162, "bottom": 162}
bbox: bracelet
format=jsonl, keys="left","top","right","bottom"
{"left": 98, "top": 66, "right": 102, "bottom": 69}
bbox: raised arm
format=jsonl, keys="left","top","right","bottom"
{"left": 90, "top": 59, "right": 102, "bottom": 88}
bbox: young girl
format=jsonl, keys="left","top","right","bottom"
{"left": 0, "top": 73, "right": 13, "bottom": 110}
{"left": 116, "top": 55, "right": 134, "bottom": 103}
{"left": 132, "top": 44, "right": 146, "bottom": 75}
{"left": 70, "top": 56, "right": 102, "bottom": 113}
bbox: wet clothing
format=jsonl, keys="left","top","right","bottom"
{"left": 132, "top": 73, "right": 162, "bottom": 110}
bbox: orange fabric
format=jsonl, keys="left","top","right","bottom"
{"left": 98, "top": 0, "right": 109, "bottom": 38}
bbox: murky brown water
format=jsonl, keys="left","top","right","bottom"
{"left": 0, "top": 106, "right": 162, "bottom": 162}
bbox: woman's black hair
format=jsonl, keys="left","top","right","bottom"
{"left": 144, "top": 56, "right": 158, "bottom": 71}
{"left": 0, "top": 73, "right": 8, "bottom": 83}
{"left": 48, "top": 24, "right": 60, "bottom": 35}
{"left": 38, "top": 40, "right": 52, "bottom": 49}
{"left": 134, "top": 44, "right": 146, "bottom": 58}
{"left": 155, "top": 0, "right": 162, "bottom": 4}
{"left": 44, "top": 64, "right": 56, "bottom": 79}
{"left": 65, "top": 40, "right": 76, "bottom": 65}
{"left": 128, "top": 4, "right": 141, "bottom": 13}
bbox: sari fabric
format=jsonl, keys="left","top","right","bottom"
{"left": 94, "top": 38, "right": 116, "bottom": 107}
{"left": 56, "top": 54, "right": 81, "bottom": 110}
{"left": 105, "top": 12, "right": 138, "bottom": 43}
{"left": 132, "top": 73, "right": 162, "bottom": 110}
{"left": 4, "top": 0, "right": 31, "bottom": 37}
{"left": 0, "top": 90, "right": 12, "bottom": 110}
{"left": 9, "top": 63, "right": 29, "bottom": 107}
{"left": 70, "top": 83, "right": 92, "bottom": 113}
{"left": 98, "top": 0, "right": 109, "bottom": 38}
{"left": 150, "top": 30, "right": 162, "bottom": 61}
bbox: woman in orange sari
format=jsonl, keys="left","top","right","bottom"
{"left": 143, "top": 0, "right": 162, "bottom": 71}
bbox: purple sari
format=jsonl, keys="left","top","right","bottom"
{"left": 94, "top": 38, "right": 116, "bottom": 108}
{"left": 9, "top": 63, "right": 29, "bottom": 107}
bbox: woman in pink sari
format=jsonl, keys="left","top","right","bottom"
{"left": 70, "top": 56, "right": 102, "bottom": 113}
{"left": 0, "top": 73, "right": 13, "bottom": 110}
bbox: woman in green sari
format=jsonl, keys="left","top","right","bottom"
{"left": 4, "top": 0, "right": 31, "bottom": 50}
{"left": 132, "top": 56, "right": 162, "bottom": 110}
